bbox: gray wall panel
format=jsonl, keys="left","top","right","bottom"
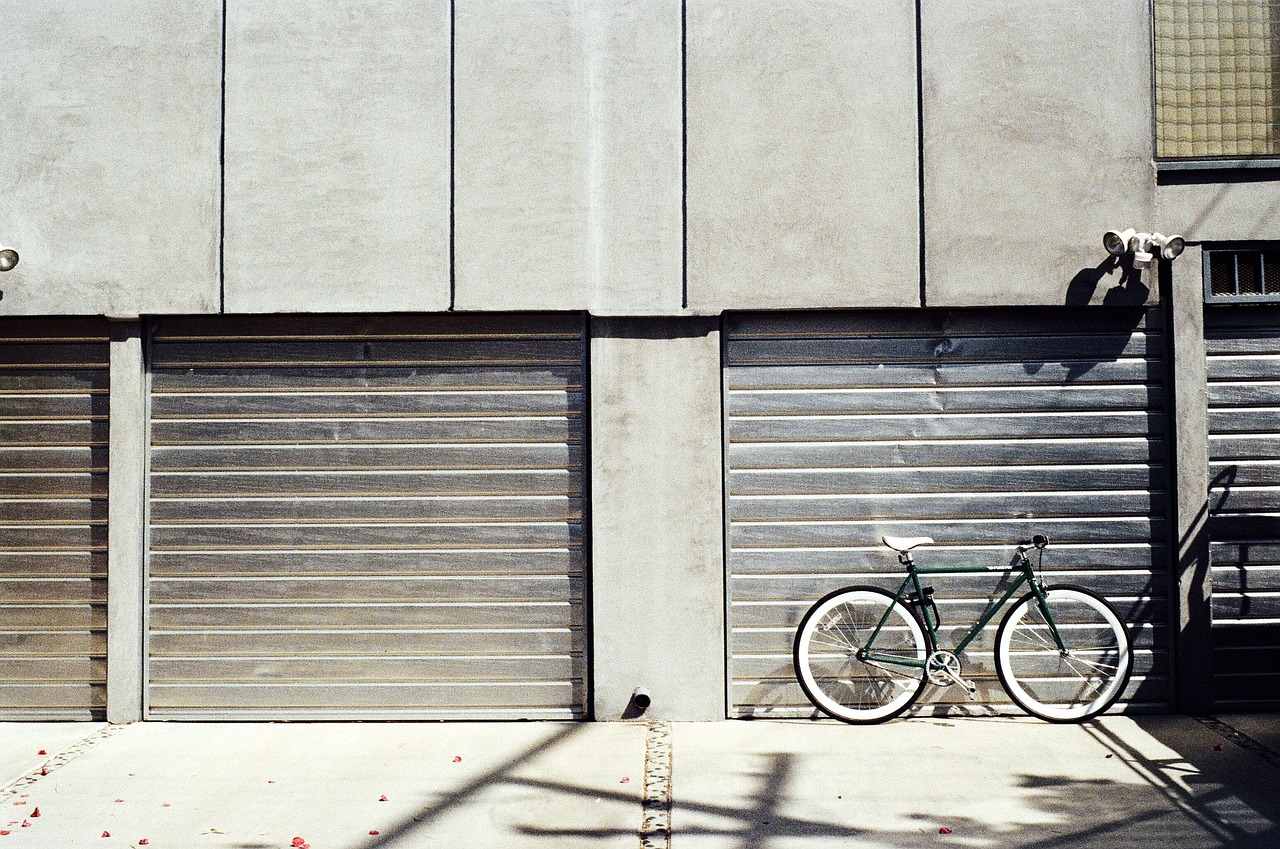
{"left": 454, "top": 1, "right": 683, "bottom": 313}
{"left": 1157, "top": 180, "right": 1280, "bottom": 244}
{"left": 589, "top": 317, "right": 726, "bottom": 719}
{"left": 921, "top": 0, "right": 1156, "bottom": 307}
{"left": 724, "top": 309, "right": 1172, "bottom": 718}
{"left": 0, "top": 2, "right": 220, "bottom": 316}
{"left": 686, "top": 0, "right": 919, "bottom": 310}
{"left": 223, "top": 0, "right": 451, "bottom": 312}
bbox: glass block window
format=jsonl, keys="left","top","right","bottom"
{"left": 1205, "top": 246, "right": 1280, "bottom": 301}
{"left": 1154, "top": 0, "right": 1280, "bottom": 159}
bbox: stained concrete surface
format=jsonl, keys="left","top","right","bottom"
{"left": 0, "top": 716, "right": 1275, "bottom": 848}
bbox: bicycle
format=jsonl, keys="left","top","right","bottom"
{"left": 792, "top": 534, "right": 1133, "bottom": 724}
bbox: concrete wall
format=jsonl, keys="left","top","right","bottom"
{"left": 0, "top": 1, "right": 220, "bottom": 317}
{"left": 454, "top": 0, "right": 683, "bottom": 314}
{"left": 921, "top": 0, "right": 1156, "bottom": 307}
{"left": 222, "top": 0, "right": 451, "bottom": 312}
{"left": 589, "top": 317, "right": 725, "bottom": 720}
{"left": 1157, "top": 175, "right": 1280, "bottom": 244}
{"left": 9, "top": 2, "right": 1280, "bottom": 317}
{"left": 685, "top": 0, "right": 920, "bottom": 310}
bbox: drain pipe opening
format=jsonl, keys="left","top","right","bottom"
{"left": 631, "top": 688, "right": 652, "bottom": 712}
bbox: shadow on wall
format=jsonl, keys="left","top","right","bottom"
{"left": 1064, "top": 255, "right": 1150, "bottom": 308}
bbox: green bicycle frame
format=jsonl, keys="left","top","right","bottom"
{"left": 859, "top": 554, "right": 1066, "bottom": 669}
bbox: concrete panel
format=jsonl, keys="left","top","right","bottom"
{"left": 590, "top": 318, "right": 725, "bottom": 720}
{"left": 223, "top": 0, "right": 450, "bottom": 313}
{"left": 108, "top": 322, "right": 146, "bottom": 723}
{"left": 455, "top": 1, "right": 682, "bottom": 314}
{"left": 0, "top": 1, "right": 220, "bottom": 317}
{"left": 1156, "top": 176, "right": 1280, "bottom": 243}
{"left": 923, "top": 1, "right": 1157, "bottom": 307}
{"left": 686, "top": 1, "right": 920, "bottom": 311}
{"left": 1165, "top": 249, "right": 1213, "bottom": 714}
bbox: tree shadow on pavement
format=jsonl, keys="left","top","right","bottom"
{"left": 342, "top": 717, "right": 1280, "bottom": 849}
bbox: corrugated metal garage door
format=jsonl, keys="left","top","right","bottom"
{"left": 1205, "top": 306, "right": 1280, "bottom": 710}
{"left": 146, "top": 314, "right": 585, "bottom": 719}
{"left": 725, "top": 308, "right": 1171, "bottom": 717}
{"left": 0, "top": 319, "right": 109, "bottom": 719}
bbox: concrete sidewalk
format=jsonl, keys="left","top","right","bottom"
{"left": 0, "top": 715, "right": 1275, "bottom": 848}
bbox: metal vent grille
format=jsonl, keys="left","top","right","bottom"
{"left": 1154, "top": 0, "right": 1280, "bottom": 159}
{"left": 1205, "top": 246, "right": 1280, "bottom": 301}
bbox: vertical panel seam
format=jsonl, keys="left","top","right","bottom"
{"left": 449, "top": 0, "right": 457, "bottom": 311}
{"left": 219, "top": 0, "right": 227, "bottom": 314}
{"left": 915, "top": 0, "right": 926, "bottom": 309}
{"left": 681, "top": 0, "right": 689, "bottom": 311}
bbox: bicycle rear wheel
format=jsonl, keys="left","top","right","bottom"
{"left": 995, "top": 585, "right": 1132, "bottom": 722}
{"left": 793, "top": 586, "right": 929, "bottom": 724}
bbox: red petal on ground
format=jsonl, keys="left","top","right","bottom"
{"left": 138, "top": 841, "right": 149, "bottom": 846}
{"left": 0, "top": 829, "right": 9, "bottom": 835}
{"left": 1213, "top": 743, "right": 1224, "bottom": 751}
{"left": 19, "top": 823, "right": 29, "bottom": 829}
{"left": 939, "top": 827, "right": 953, "bottom": 834}
{"left": 29, "top": 809, "right": 38, "bottom": 818}
{"left": 101, "top": 830, "right": 110, "bottom": 837}
{"left": 369, "top": 830, "right": 380, "bottom": 835}
{"left": 36, "top": 751, "right": 46, "bottom": 756}
{"left": 113, "top": 799, "right": 124, "bottom": 803}
{"left": 379, "top": 795, "right": 388, "bottom": 802}
{"left": 162, "top": 804, "right": 171, "bottom": 808}
{"left": 620, "top": 777, "right": 630, "bottom": 784}
{"left": 452, "top": 756, "right": 462, "bottom": 763}
{"left": 292, "top": 838, "right": 307, "bottom": 848}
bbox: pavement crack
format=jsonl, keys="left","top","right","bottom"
{"left": 1, "top": 724, "right": 125, "bottom": 797}
{"left": 640, "top": 721, "right": 672, "bottom": 849}
{"left": 1194, "top": 716, "right": 1280, "bottom": 771}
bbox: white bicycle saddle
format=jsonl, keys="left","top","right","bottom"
{"left": 881, "top": 535, "right": 935, "bottom": 553}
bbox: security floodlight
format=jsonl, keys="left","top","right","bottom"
{"left": 1102, "top": 229, "right": 1184, "bottom": 266}
{"left": 1152, "top": 233, "right": 1185, "bottom": 261}
{"left": 0, "top": 247, "right": 16, "bottom": 273}
{"left": 1103, "top": 229, "right": 1136, "bottom": 257}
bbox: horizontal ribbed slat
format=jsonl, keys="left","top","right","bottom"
{"left": 146, "top": 315, "right": 586, "bottom": 719}
{"left": 0, "top": 318, "right": 109, "bottom": 719}
{"left": 724, "top": 309, "right": 1171, "bottom": 718}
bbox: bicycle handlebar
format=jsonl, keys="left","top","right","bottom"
{"left": 1017, "top": 534, "right": 1049, "bottom": 552}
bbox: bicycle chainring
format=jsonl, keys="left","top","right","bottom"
{"left": 925, "top": 651, "right": 962, "bottom": 686}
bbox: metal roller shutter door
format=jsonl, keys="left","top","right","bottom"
{"left": 146, "top": 314, "right": 585, "bottom": 719}
{"left": 1205, "top": 306, "right": 1280, "bottom": 710}
{"left": 0, "top": 319, "right": 109, "bottom": 719}
{"left": 725, "top": 308, "right": 1172, "bottom": 717}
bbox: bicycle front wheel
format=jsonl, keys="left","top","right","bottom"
{"left": 995, "top": 585, "right": 1133, "bottom": 722}
{"left": 793, "top": 586, "right": 929, "bottom": 724}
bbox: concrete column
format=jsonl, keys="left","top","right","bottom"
{"left": 1166, "top": 247, "right": 1214, "bottom": 713}
{"left": 107, "top": 321, "right": 147, "bottom": 723}
{"left": 589, "top": 317, "right": 725, "bottom": 720}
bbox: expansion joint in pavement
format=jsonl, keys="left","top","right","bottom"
{"left": 1194, "top": 715, "right": 1280, "bottom": 770}
{"left": 0, "top": 724, "right": 125, "bottom": 798}
{"left": 640, "top": 721, "right": 672, "bottom": 849}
